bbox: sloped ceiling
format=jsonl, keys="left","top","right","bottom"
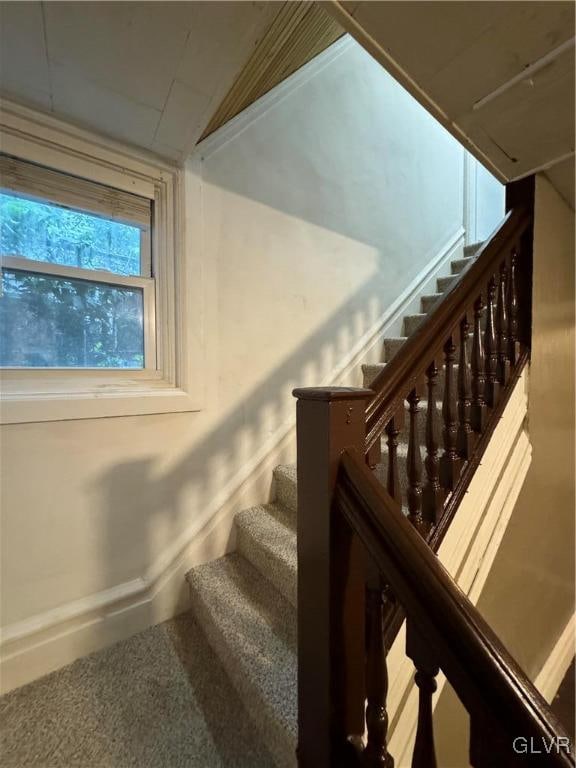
{"left": 0, "top": 1, "right": 342, "bottom": 164}
{"left": 0, "top": 1, "right": 281, "bottom": 161}
{"left": 200, "top": 2, "right": 343, "bottom": 141}
{"left": 328, "top": 0, "right": 575, "bottom": 208}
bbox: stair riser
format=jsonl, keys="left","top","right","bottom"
{"left": 421, "top": 294, "right": 443, "bottom": 313}
{"left": 464, "top": 243, "right": 483, "bottom": 258}
{"left": 236, "top": 525, "right": 297, "bottom": 607}
{"left": 273, "top": 469, "right": 297, "bottom": 514}
{"left": 451, "top": 256, "right": 475, "bottom": 274}
{"left": 384, "top": 337, "right": 407, "bottom": 362}
{"left": 404, "top": 314, "right": 427, "bottom": 336}
{"left": 437, "top": 274, "right": 459, "bottom": 292}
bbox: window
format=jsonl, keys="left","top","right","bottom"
{"left": 0, "top": 156, "right": 155, "bottom": 370}
{"left": 0, "top": 102, "right": 202, "bottom": 424}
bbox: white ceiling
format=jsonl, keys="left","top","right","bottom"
{"left": 0, "top": 1, "right": 279, "bottom": 161}
{"left": 332, "top": 1, "right": 575, "bottom": 208}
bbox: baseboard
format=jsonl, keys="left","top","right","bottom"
{"left": 0, "top": 226, "right": 464, "bottom": 693}
{"left": 387, "top": 371, "right": 532, "bottom": 764}
{"left": 534, "top": 613, "right": 576, "bottom": 704}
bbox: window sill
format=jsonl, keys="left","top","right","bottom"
{"left": 0, "top": 375, "right": 202, "bottom": 423}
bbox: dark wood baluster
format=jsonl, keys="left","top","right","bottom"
{"left": 406, "top": 621, "right": 439, "bottom": 768}
{"left": 363, "top": 581, "right": 394, "bottom": 768}
{"left": 422, "top": 362, "right": 443, "bottom": 524}
{"left": 412, "top": 669, "right": 439, "bottom": 768}
{"left": 484, "top": 276, "right": 500, "bottom": 407}
{"left": 457, "top": 315, "right": 475, "bottom": 459}
{"left": 471, "top": 296, "right": 487, "bottom": 432}
{"left": 507, "top": 249, "right": 520, "bottom": 366}
{"left": 496, "top": 262, "right": 510, "bottom": 386}
{"left": 406, "top": 389, "right": 425, "bottom": 533}
{"left": 440, "top": 336, "right": 460, "bottom": 490}
{"left": 385, "top": 415, "right": 402, "bottom": 506}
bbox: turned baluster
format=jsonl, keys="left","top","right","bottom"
{"left": 363, "top": 581, "right": 394, "bottom": 768}
{"left": 484, "top": 276, "right": 500, "bottom": 407}
{"left": 406, "top": 621, "right": 439, "bottom": 768}
{"left": 496, "top": 262, "right": 510, "bottom": 385}
{"left": 406, "top": 389, "right": 424, "bottom": 533}
{"left": 422, "top": 361, "right": 443, "bottom": 524}
{"left": 440, "top": 336, "right": 460, "bottom": 490}
{"left": 507, "top": 249, "right": 520, "bottom": 366}
{"left": 385, "top": 415, "right": 402, "bottom": 506}
{"left": 457, "top": 315, "right": 475, "bottom": 459}
{"left": 471, "top": 296, "right": 487, "bottom": 432}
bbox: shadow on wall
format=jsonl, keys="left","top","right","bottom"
{"left": 85, "top": 34, "right": 469, "bottom": 650}
{"left": 94, "top": 245, "right": 387, "bottom": 623}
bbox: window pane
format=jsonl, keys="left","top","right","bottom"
{"left": 0, "top": 269, "right": 144, "bottom": 368}
{"left": 0, "top": 192, "right": 142, "bottom": 276}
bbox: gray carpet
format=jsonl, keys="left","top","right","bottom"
{"left": 0, "top": 613, "right": 275, "bottom": 768}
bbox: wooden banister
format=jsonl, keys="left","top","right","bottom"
{"left": 365, "top": 206, "right": 531, "bottom": 453}
{"left": 292, "top": 180, "right": 566, "bottom": 767}
{"left": 335, "top": 449, "right": 575, "bottom": 768}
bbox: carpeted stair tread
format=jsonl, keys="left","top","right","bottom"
{"left": 273, "top": 464, "right": 297, "bottom": 514}
{"left": 236, "top": 503, "right": 297, "bottom": 606}
{"left": 186, "top": 554, "right": 297, "bottom": 768}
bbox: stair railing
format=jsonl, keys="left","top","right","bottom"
{"left": 364, "top": 201, "right": 532, "bottom": 540}
{"left": 292, "top": 180, "right": 573, "bottom": 766}
{"left": 334, "top": 448, "right": 575, "bottom": 767}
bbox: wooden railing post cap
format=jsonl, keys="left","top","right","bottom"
{"left": 293, "top": 386, "right": 374, "bottom": 402}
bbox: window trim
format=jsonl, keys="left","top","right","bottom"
{"left": 0, "top": 100, "right": 203, "bottom": 423}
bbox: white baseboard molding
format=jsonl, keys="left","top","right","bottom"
{"left": 535, "top": 612, "right": 576, "bottom": 704}
{"left": 0, "top": 226, "right": 464, "bottom": 693}
{"left": 388, "top": 371, "right": 532, "bottom": 764}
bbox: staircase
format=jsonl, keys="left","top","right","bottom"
{"left": 185, "top": 242, "right": 483, "bottom": 767}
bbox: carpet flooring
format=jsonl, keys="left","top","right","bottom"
{"left": 0, "top": 612, "right": 275, "bottom": 768}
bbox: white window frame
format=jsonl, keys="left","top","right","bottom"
{"left": 1, "top": 255, "right": 158, "bottom": 373}
{"left": 0, "top": 100, "right": 203, "bottom": 423}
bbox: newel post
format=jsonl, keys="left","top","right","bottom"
{"left": 294, "top": 386, "right": 374, "bottom": 768}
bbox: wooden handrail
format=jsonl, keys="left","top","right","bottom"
{"left": 365, "top": 206, "right": 531, "bottom": 453}
{"left": 294, "top": 178, "right": 546, "bottom": 767}
{"left": 336, "top": 448, "right": 575, "bottom": 768}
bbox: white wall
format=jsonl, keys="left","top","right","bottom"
{"left": 465, "top": 152, "right": 505, "bottom": 244}
{"left": 0, "top": 38, "right": 496, "bottom": 688}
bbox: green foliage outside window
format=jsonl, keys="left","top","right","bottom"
{"left": 0, "top": 193, "right": 145, "bottom": 368}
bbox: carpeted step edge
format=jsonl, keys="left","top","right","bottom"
{"left": 235, "top": 503, "right": 297, "bottom": 607}
{"left": 273, "top": 464, "right": 297, "bottom": 514}
{"left": 187, "top": 554, "right": 297, "bottom": 768}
